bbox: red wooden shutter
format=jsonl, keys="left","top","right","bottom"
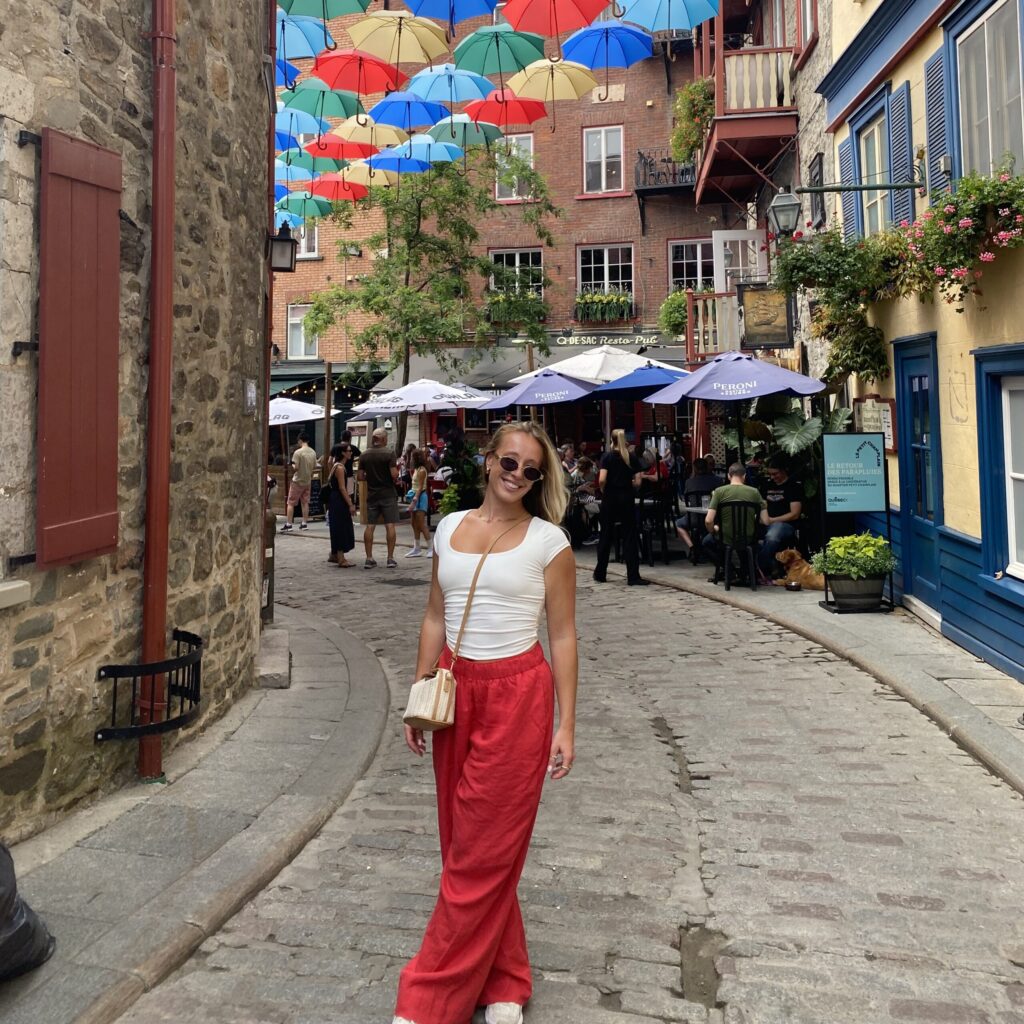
{"left": 36, "top": 128, "right": 121, "bottom": 567}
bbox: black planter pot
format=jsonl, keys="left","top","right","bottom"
{"left": 829, "top": 574, "right": 886, "bottom": 611}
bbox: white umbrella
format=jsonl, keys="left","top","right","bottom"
{"left": 269, "top": 396, "right": 342, "bottom": 425}
{"left": 510, "top": 344, "right": 677, "bottom": 384}
{"left": 352, "top": 377, "right": 488, "bottom": 415}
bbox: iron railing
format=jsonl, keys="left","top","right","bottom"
{"left": 635, "top": 150, "right": 696, "bottom": 189}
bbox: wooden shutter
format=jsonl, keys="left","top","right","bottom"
{"left": 837, "top": 137, "right": 857, "bottom": 240}
{"left": 37, "top": 128, "right": 121, "bottom": 567}
{"left": 924, "top": 48, "right": 950, "bottom": 196}
{"left": 888, "top": 82, "right": 915, "bottom": 225}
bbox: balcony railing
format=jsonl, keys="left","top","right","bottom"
{"left": 683, "top": 289, "right": 742, "bottom": 361}
{"left": 721, "top": 47, "right": 793, "bottom": 114}
{"left": 635, "top": 150, "right": 696, "bottom": 189}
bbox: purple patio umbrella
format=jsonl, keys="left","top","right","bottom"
{"left": 481, "top": 370, "right": 598, "bottom": 409}
{"left": 592, "top": 362, "right": 688, "bottom": 402}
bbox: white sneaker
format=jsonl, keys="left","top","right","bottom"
{"left": 485, "top": 1004, "right": 523, "bottom": 1024}
{"left": 423, "top": 546, "right": 433, "bottom": 557}
{"left": 405, "top": 547, "right": 422, "bottom": 557}
{"left": 392, "top": 1018, "right": 418, "bottom": 1024}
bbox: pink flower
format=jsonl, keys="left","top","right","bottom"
{"left": 944, "top": 204, "right": 956, "bottom": 214}
{"left": 943, "top": 224, "right": 955, "bottom": 234}
{"left": 1000, "top": 208, "right": 1011, "bottom": 216}
{"left": 975, "top": 270, "right": 984, "bottom": 279}
{"left": 951, "top": 268, "right": 969, "bottom": 279}
{"left": 980, "top": 251, "right": 996, "bottom": 262}
{"left": 900, "top": 219, "right": 910, "bottom": 227}
{"left": 923, "top": 210, "right": 935, "bottom": 220}
{"left": 1000, "top": 173, "right": 1011, "bottom": 182}
{"left": 934, "top": 266, "right": 947, "bottom": 276}
{"left": 1016, "top": 215, "right": 1024, "bottom": 224}
{"left": 958, "top": 217, "right": 974, "bottom": 228}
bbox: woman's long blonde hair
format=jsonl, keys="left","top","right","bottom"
{"left": 611, "top": 428, "right": 631, "bottom": 464}
{"left": 482, "top": 422, "right": 567, "bottom": 525}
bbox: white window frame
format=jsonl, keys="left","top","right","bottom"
{"left": 583, "top": 125, "right": 624, "bottom": 194}
{"left": 668, "top": 238, "right": 715, "bottom": 292}
{"left": 957, "top": 0, "right": 1024, "bottom": 175}
{"left": 287, "top": 303, "right": 318, "bottom": 361}
{"left": 1003, "top": 375, "right": 1024, "bottom": 580}
{"left": 578, "top": 244, "right": 633, "bottom": 293}
{"left": 496, "top": 133, "right": 534, "bottom": 200}
{"left": 491, "top": 248, "right": 544, "bottom": 295}
{"left": 859, "top": 113, "right": 889, "bottom": 236}
{"left": 296, "top": 224, "right": 318, "bottom": 259}
{"left": 800, "top": 0, "right": 815, "bottom": 45}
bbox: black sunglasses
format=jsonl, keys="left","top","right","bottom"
{"left": 496, "top": 455, "right": 543, "bottom": 482}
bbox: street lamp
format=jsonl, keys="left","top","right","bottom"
{"left": 766, "top": 187, "right": 802, "bottom": 238}
{"left": 268, "top": 223, "right": 298, "bottom": 273}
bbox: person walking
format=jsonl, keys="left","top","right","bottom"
{"left": 592, "top": 428, "right": 647, "bottom": 586}
{"left": 393, "top": 422, "right": 578, "bottom": 1024}
{"left": 325, "top": 444, "right": 357, "bottom": 567}
{"left": 358, "top": 428, "right": 400, "bottom": 568}
{"left": 405, "top": 448, "right": 432, "bottom": 558}
{"left": 282, "top": 432, "right": 317, "bottom": 532}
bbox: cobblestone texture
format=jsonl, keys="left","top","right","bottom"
{"left": 123, "top": 534, "right": 1024, "bottom": 1023}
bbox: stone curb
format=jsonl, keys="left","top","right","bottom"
{"left": 595, "top": 564, "right": 1024, "bottom": 800}
{"left": 3, "top": 608, "right": 390, "bottom": 1024}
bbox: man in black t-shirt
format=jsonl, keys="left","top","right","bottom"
{"left": 759, "top": 459, "right": 802, "bottom": 577}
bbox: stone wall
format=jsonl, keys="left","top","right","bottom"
{"left": 0, "top": 0, "right": 269, "bottom": 839}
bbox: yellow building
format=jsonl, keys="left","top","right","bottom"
{"left": 820, "top": 0, "right": 1024, "bottom": 680}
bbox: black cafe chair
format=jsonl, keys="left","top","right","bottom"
{"left": 710, "top": 500, "right": 761, "bottom": 591}
{"left": 682, "top": 490, "right": 714, "bottom": 565}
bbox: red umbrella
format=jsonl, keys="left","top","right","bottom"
{"left": 303, "top": 136, "right": 379, "bottom": 160}
{"left": 502, "top": 0, "right": 607, "bottom": 37}
{"left": 312, "top": 49, "right": 408, "bottom": 94}
{"left": 465, "top": 88, "right": 547, "bottom": 129}
{"left": 309, "top": 174, "right": 370, "bottom": 201}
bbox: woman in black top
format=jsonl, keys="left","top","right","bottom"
{"left": 593, "top": 429, "right": 648, "bottom": 586}
{"left": 326, "top": 444, "right": 357, "bottom": 567}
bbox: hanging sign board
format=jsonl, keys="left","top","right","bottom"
{"left": 822, "top": 432, "right": 887, "bottom": 513}
{"left": 852, "top": 394, "right": 897, "bottom": 453}
{"left": 736, "top": 282, "right": 795, "bottom": 350}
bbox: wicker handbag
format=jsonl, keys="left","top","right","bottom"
{"left": 404, "top": 518, "right": 527, "bottom": 731}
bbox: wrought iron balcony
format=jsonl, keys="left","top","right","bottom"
{"left": 634, "top": 149, "right": 695, "bottom": 235}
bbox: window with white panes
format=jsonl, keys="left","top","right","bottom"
{"left": 958, "top": 0, "right": 1024, "bottom": 175}
{"left": 287, "top": 304, "right": 318, "bottom": 360}
{"left": 579, "top": 245, "right": 633, "bottom": 292}
{"left": 496, "top": 134, "right": 534, "bottom": 200}
{"left": 491, "top": 249, "right": 543, "bottom": 294}
{"left": 583, "top": 126, "right": 623, "bottom": 193}
{"left": 1003, "top": 375, "right": 1024, "bottom": 580}
{"left": 859, "top": 113, "right": 889, "bottom": 236}
{"left": 669, "top": 240, "right": 714, "bottom": 291}
{"left": 296, "top": 224, "right": 318, "bottom": 258}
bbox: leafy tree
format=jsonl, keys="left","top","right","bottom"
{"left": 305, "top": 149, "right": 559, "bottom": 452}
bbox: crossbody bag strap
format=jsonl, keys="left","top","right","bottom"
{"left": 449, "top": 516, "right": 530, "bottom": 667}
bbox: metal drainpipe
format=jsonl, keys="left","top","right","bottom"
{"left": 139, "top": 0, "right": 177, "bottom": 778}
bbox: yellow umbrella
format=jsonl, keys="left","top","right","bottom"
{"left": 332, "top": 115, "right": 410, "bottom": 148}
{"left": 507, "top": 59, "right": 598, "bottom": 101}
{"left": 343, "top": 160, "right": 400, "bottom": 187}
{"left": 348, "top": 11, "right": 449, "bottom": 66}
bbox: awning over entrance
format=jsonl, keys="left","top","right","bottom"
{"left": 269, "top": 376, "right": 320, "bottom": 397}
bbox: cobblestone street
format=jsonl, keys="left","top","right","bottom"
{"left": 121, "top": 533, "right": 1024, "bottom": 1024}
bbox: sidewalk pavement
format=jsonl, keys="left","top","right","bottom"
{"left": 0, "top": 606, "right": 389, "bottom": 1024}
{"left": 573, "top": 543, "right": 1024, "bottom": 797}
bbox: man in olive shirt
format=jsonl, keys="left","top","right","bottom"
{"left": 358, "top": 428, "right": 399, "bottom": 568}
{"left": 283, "top": 432, "right": 317, "bottom": 532}
{"left": 701, "top": 463, "right": 768, "bottom": 565}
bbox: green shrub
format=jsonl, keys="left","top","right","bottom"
{"left": 658, "top": 289, "right": 690, "bottom": 336}
{"left": 811, "top": 533, "right": 897, "bottom": 579}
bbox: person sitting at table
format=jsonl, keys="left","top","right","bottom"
{"left": 758, "top": 456, "right": 803, "bottom": 578}
{"left": 674, "top": 458, "right": 725, "bottom": 555}
{"left": 705, "top": 455, "right": 727, "bottom": 484}
{"left": 701, "top": 463, "right": 768, "bottom": 570}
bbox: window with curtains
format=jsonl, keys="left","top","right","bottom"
{"left": 957, "top": 0, "right": 1024, "bottom": 175}
{"left": 287, "top": 304, "right": 318, "bottom": 360}
{"left": 669, "top": 239, "right": 714, "bottom": 291}
{"left": 579, "top": 245, "right": 633, "bottom": 292}
{"left": 859, "top": 113, "right": 889, "bottom": 236}
{"left": 583, "top": 126, "right": 623, "bottom": 193}
{"left": 296, "top": 224, "right": 318, "bottom": 258}
{"left": 496, "top": 133, "right": 534, "bottom": 199}
{"left": 1004, "top": 376, "right": 1024, "bottom": 580}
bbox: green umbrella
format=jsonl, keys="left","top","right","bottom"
{"left": 453, "top": 24, "right": 546, "bottom": 80}
{"left": 275, "top": 195, "right": 334, "bottom": 219}
{"left": 277, "top": 0, "right": 370, "bottom": 16}
{"left": 428, "top": 113, "right": 503, "bottom": 148}
{"left": 280, "top": 79, "right": 365, "bottom": 121}
{"left": 277, "top": 147, "right": 347, "bottom": 173}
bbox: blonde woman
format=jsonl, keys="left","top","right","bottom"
{"left": 593, "top": 428, "right": 647, "bottom": 586}
{"left": 405, "top": 448, "right": 432, "bottom": 558}
{"left": 394, "top": 422, "right": 578, "bottom": 1024}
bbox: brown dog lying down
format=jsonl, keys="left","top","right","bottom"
{"left": 776, "top": 549, "right": 826, "bottom": 590}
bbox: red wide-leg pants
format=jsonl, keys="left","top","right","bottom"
{"left": 394, "top": 643, "right": 554, "bottom": 1024}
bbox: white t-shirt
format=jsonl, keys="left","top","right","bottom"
{"left": 434, "top": 510, "right": 571, "bottom": 661}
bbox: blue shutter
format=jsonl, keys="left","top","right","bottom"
{"left": 924, "top": 48, "right": 950, "bottom": 197}
{"left": 888, "top": 82, "right": 914, "bottom": 225}
{"left": 838, "top": 137, "right": 857, "bottom": 240}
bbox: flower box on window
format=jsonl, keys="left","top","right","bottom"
{"left": 485, "top": 291, "right": 547, "bottom": 325}
{"left": 574, "top": 289, "right": 635, "bottom": 323}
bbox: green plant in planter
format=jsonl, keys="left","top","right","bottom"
{"left": 437, "top": 485, "right": 461, "bottom": 516}
{"left": 670, "top": 78, "right": 715, "bottom": 164}
{"left": 575, "top": 289, "right": 633, "bottom": 322}
{"left": 811, "top": 532, "right": 897, "bottom": 580}
{"left": 658, "top": 289, "right": 690, "bottom": 336}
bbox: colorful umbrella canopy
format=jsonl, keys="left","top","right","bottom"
{"left": 367, "top": 92, "right": 450, "bottom": 130}
{"left": 309, "top": 173, "right": 370, "bottom": 201}
{"left": 403, "top": 0, "right": 498, "bottom": 34}
{"left": 312, "top": 49, "right": 409, "bottom": 93}
{"left": 394, "top": 133, "right": 464, "bottom": 162}
{"left": 278, "top": 147, "right": 347, "bottom": 173}
{"left": 367, "top": 150, "right": 433, "bottom": 174}
{"left": 277, "top": 0, "right": 370, "bottom": 15}
{"left": 333, "top": 115, "right": 410, "bottom": 148}
{"left": 453, "top": 24, "right": 546, "bottom": 77}
{"left": 280, "top": 80, "right": 365, "bottom": 121}
{"left": 591, "top": 363, "right": 688, "bottom": 400}
{"left": 563, "top": 22, "right": 653, "bottom": 69}
{"left": 427, "top": 113, "right": 503, "bottom": 147}
{"left": 407, "top": 64, "right": 494, "bottom": 104}
{"left": 275, "top": 194, "right": 335, "bottom": 219}
{"left": 303, "top": 136, "right": 378, "bottom": 159}
{"left": 274, "top": 158, "right": 314, "bottom": 182}
{"left": 618, "top": 0, "right": 717, "bottom": 33}
{"left": 353, "top": 378, "right": 489, "bottom": 414}
{"left": 275, "top": 11, "right": 335, "bottom": 60}
{"left": 465, "top": 89, "right": 547, "bottom": 129}
{"left": 480, "top": 370, "right": 599, "bottom": 408}
{"left": 275, "top": 58, "right": 301, "bottom": 87}
{"left": 501, "top": 0, "right": 607, "bottom": 38}
{"left": 643, "top": 352, "right": 824, "bottom": 404}
{"left": 343, "top": 160, "right": 400, "bottom": 186}
{"left": 275, "top": 183, "right": 291, "bottom": 202}
{"left": 275, "top": 108, "right": 330, "bottom": 138}
{"left": 275, "top": 129, "right": 300, "bottom": 151}
{"left": 274, "top": 210, "right": 305, "bottom": 230}
{"left": 348, "top": 11, "right": 450, "bottom": 65}
{"left": 507, "top": 59, "right": 598, "bottom": 101}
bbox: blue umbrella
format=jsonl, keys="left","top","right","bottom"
{"left": 403, "top": 0, "right": 498, "bottom": 35}
{"left": 276, "top": 11, "right": 335, "bottom": 60}
{"left": 367, "top": 92, "right": 450, "bottom": 131}
{"left": 275, "top": 183, "right": 290, "bottom": 202}
{"left": 481, "top": 371, "right": 599, "bottom": 409}
{"left": 275, "top": 108, "right": 330, "bottom": 138}
{"left": 275, "top": 210, "right": 305, "bottom": 230}
{"left": 274, "top": 158, "right": 314, "bottom": 183}
{"left": 395, "top": 133, "right": 464, "bottom": 162}
{"left": 276, "top": 58, "right": 301, "bottom": 88}
{"left": 275, "top": 129, "right": 300, "bottom": 151}
{"left": 367, "top": 149, "right": 433, "bottom": 174}
{"left": 592, "top": 363, "right": 688, "bottom": 401}
{"left": 563, "top": 23, "right": 652, "bottom": 98}
{"left": 618, "top": 0, "right": 717, "bottom": 33}
{"left": 407, "top": 64, "right": 494, "bottom": 105}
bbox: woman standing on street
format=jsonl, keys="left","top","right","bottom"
{"left": 405, "top": 448, "right": 432, "bottom": 558}
{"left": 592, "top": 428, "right": 647, "bottom": 586}
{"left": 394, "top": 422, "right": 578, "bottom": 1024}
{"left": 326, "top": 444, "right": 357, "bottom": 568}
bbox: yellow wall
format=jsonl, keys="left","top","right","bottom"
{"left": 832, "top": 0, "right": 885, "bottom": 60}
